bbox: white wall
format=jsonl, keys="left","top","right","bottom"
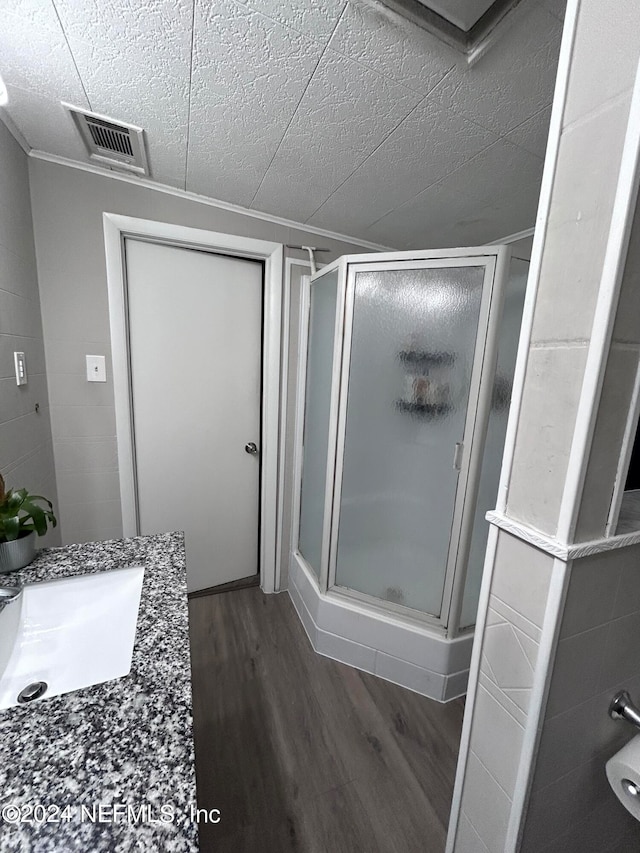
{"left": 0, "top": 122, "right": 59, "bottom": 547}
{"left": 28, "top": 158, "right": 372, "bottom": 545}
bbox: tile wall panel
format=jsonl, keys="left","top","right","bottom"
{"left": 0, "top": 119, "right": 59, "bottom": 548}
{"left": 522, "top": 545, "right": 640, "bottom": 851}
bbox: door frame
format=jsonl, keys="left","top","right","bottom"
{"left": 103, "top": 213, "right": 283, "bottom": 593}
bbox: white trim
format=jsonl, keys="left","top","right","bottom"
{"left": 446, "top": 246, "right": 511, "bottom": 635}
{"left": 289, "top": 275, "right": 311, "bottom": 567}
{"left": 103, "top": 213, "right": 282, "bottom": 593}
{"left": 447, "top": 3, "right": 581, "bottom": 848}
{"left": 0, "top": 109, "right": 30, "bottom": 155}
{"left": 320, "top": 259, "right": 347, "bottom": 589}
{"left": 441, "top": 255, "right": 499, "bottom": 632}
{"left": 495, "top": 0, "right": 580, "bottom": 517}
{"left": 327, "top": 582, "right": 445, "bottom": 630}
{"left": 319, "top": 253, "right": 502, "bottom": 634}
{"left": 326, "top": 259, "right": 355, "bottom": 593}
{"left": 557, "top": 58, "right": 640, "bottom": 542}
{"left": 486, "top": 511, "right": 571, "bottom": 557}
{"left": 31, "top": 149, "right": 393, "bottom": 253}
{"left": 487, "top": 509, "right": 640, "bottom": 559}
{"left": 446, "top": 522, "right": 500, "bottom": 853}
{"left": 288, "top": 550, "right": 472, "bottom": 702}
{"left": 505, "top": 556, "right": 571, "bottom": 850}
{"left": 334, "top": 246, "right": 513, "bottom": 265}
{"left": 276, "top": 258, "right": 313, "bottom": 591}
{"left": 488, "top": 227, "right": 535, "bottom": 246}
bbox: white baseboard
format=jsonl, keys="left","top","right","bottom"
{"left": 288, "top": 553, "right": 471, "bottom": 703}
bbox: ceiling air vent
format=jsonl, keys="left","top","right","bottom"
{"left": 64, "top": 104, "right": 149, "bottom": 175}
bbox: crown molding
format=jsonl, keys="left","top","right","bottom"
{"left": 28, "top": 150, "right": 395, "bottom": 253}
{"left": 0, "top": 108, "right": 30, "bottom": 155}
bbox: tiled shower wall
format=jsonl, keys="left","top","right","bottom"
{"left": 521, "top": 546, "right": 640, "bottom": 852}
{"left": 0, "top": 121, "right": 59, "bottom": 546}
{"left": 455, "top": 530, "right": 554, "bottom": 852}
{"left": 452, "top": 0, "right": 640, "bottom": 850}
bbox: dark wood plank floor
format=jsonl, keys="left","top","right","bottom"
{"left": 189, "top": 588, "right": 464, "bottom": 853}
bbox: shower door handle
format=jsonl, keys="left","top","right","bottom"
{"left": 453, "top": 442, "right": 464, "bottom": 471}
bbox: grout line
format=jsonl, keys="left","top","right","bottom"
{"left": 478, "top": 683, "right": 526, "bottom": 730}
{"left": 228, "top": 0, "right": 347, "bottom": 51}
{"left": 561, "top": 86, "right": 636, "bottom": 135}
{"left": 529, "top": 338, "right": 590, "bottom": 349}
{"left": 0, "top": 332, "right": 44, "bottom": 341}
{"left": 462, "top": 813, "right": 491, "bottom": 853}
{"left": 2, "top": 442, "right": 54, "bottom": 472}
{"left": 470, "top": 747, "right": 514, "bottom": 801}
{"left": 365, "top": 110, "right": 548, "bottom": 236}
{"left": 49, "top": 0, "right": 93, "bottom": 110}
{"left": 57, "top": 496, "right": 122, "bottom": 508}
{"left": 479, "top": 672, "right": 528, "bottom": 727}
{"left": 480, "top": 651, "right": 499, "bottom": 683}
{"left": 322, "top": 33, "right": 443, "bottom": 100}
{"left": 184, "top": 0, "right": 197, "bottom": 192}
{"left": 247, "top": 13, "right": 345, "bottom": 208}
{"left": 609, "top": 340, "right": 640, "bottom": 351}
{"left": 248, "top": 3, "right": 439, "bottom": 213}
{"left": 490, "top": 593, "right": 541, "bottom": 638}
{"left": 365, "top": 134, "right": 507, "bottom": 231}
{"left": 50, "top": 403, "right": 114, "bottom": 409}
{"left": 0, "top": 409, "right": 44, "bottom": 427}
{"left": 303, "top": 92, "right": 430, "bottom": 223}
{"left": 303, "top": 64, "right": 460, "bottom": 223}
{"left": 0, "top": 287, "right": 37, "bottom": 302}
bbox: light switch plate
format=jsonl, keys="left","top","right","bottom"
{"left": 14, "top": 352, "right": 27, "bottom": 386}
{"left": 86, "top": 355, "right": 106, "bottom": 383}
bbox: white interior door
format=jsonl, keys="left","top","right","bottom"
{"left": 125, "top": 238, "right": 263, "bottom": 592}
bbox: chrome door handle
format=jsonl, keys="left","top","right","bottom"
{"left": 453, "top": 442, "right": 464, "bottom": 471}
{"left": 245, "top": 442, "right": 259, "bottom": 455}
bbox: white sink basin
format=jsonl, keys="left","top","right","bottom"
{"left": 0, "top": 566, "right": 144, "bottom": 710}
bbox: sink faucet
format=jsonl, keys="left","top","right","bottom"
{"left": 0, "top": 582, "right": 23, "bottom": 615}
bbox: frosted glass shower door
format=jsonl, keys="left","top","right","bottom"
{"left": 332, "top": 261, "right": 490, "bottom": 619}
{"left": 298, "top": 268, "right": 340, "bottom": 578}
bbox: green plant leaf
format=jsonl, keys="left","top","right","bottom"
{"left": 5, "top": 491, "right": 24, "bottom": 513}
{"left": 3, "top": 516, "right": 20, "bottom": 541}
{"left": 0, "top": 477, "right": 56, "bottom": 541}
{"left": 21, "top": 504, "right": 46, "bottom": 536}
{"left": 27, "top": 495, "right": 53, "bottom": 508}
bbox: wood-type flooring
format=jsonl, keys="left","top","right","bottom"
{"left": 189, "top": 588, "right": 464, "bottom": 853}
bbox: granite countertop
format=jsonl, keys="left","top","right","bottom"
{"left": 0, "top": 532, "right": 198, "bottom": 852}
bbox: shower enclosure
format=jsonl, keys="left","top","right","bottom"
{"left": 289, "top": 247, "right": 528, "bottom": 701}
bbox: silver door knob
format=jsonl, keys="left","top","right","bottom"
{"left": 245, "top": 442, "right": 258, "bottom": 455}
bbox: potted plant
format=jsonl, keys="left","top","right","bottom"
{"left": 0, "top": 473, "right": 57, "bottom": 573}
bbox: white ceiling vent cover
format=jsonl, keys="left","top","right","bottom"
{"left": 64, "top": 104, "right": 149, "bottom": 175}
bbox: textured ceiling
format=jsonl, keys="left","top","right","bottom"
{"left": 0, "top": 0, "right": 565, "bottom": 248}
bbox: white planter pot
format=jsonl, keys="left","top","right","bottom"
{"left": 0, "top": 532, "right": 36, "bottom": 573}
